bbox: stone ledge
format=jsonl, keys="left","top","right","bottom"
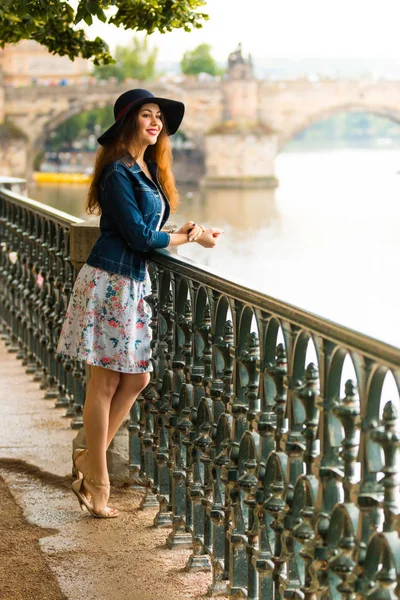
{"left": 70, "top": 218, "right": 100, "bottom": 270}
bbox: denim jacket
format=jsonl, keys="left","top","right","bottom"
{"left": 86, "top": 158, "right": 171, "bottom": 281}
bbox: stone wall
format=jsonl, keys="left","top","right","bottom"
{"left": 203, "top": 131, "right": 279, "bottom": 187}
{"left": 0, "top": 138, "right": 28, "bottom": 178}
{"left": 222, "top": 79, "right": 259, "bottom": 122}
{"left": 173, "top": 150, "right": 205, "bottom": 184}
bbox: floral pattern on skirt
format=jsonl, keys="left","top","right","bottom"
{"left": 56, "top": 263, "right": 153, "bottom": 373}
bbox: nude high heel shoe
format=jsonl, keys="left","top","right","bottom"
{"left": 71, "top": 478, "right": 118, "bottom": 519}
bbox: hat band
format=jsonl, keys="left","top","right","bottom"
{"left": 116, "top": 101, "right": 137, "bottom": 121}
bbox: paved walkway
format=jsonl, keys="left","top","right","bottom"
{"left": 0, "top": 341, "right": 227, "bottom": 600}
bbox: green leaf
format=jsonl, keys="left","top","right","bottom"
{"left": 96, "top": 8, "right": 107, "bottom": 22}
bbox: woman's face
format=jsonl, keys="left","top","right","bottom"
{"left": 136, "top": 103, "right": 163, "bottom": 148}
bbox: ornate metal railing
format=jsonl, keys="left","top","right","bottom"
{"left": 0, "top": 187, "right": 87, "bottom": 427}
{"left": 1, "top": 185, "right": 400, "bottom": 599}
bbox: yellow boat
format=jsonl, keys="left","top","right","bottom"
{"left": 33, "top": 172, "right": 92, "bottom": 184}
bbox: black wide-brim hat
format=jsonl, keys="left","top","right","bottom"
{"left": 97, "top": 88, "right": 185, "bottom": 146}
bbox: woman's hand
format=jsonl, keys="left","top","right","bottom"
{"left": 176, "top": 221, "right": 205, "bottom": 242}
{"left": 168, "top": 225, "right": 222, "bottom": 249}
{"left": 196, "top": 228, "right": 223, "bottom": 248}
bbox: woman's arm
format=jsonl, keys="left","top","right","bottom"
{"left": 168, "top": 233, "right": 193, "bottom": 247}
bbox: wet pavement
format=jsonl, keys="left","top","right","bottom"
{"left": 0, "top": 342, "right": 228, "bottom": 600}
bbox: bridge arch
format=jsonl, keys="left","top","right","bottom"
{"left": 277, "top": 102, "right": 400, "bottom": 152}
{"left": 33, "top": 101, "right": 112, "bottom": 151}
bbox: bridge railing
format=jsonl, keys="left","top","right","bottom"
{"left": 0, "top": 186, "right": 88, "bottom": 427}
{"left": 1, "top": 185, "right": 400, "bottom": 599}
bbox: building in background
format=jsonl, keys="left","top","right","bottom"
{"left": 0, "top": 40, "right": 90, "bottom": 86}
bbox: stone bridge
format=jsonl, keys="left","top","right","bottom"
{"left": 3, "top": 70, "right": 400, "bottom": 184}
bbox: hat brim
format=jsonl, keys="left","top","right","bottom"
{"left": 97, "top": 97, "right": 185, "bottom": 146}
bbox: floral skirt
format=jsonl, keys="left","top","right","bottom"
{"left": 56, "top": 263, "right": 153, "bottom": 373}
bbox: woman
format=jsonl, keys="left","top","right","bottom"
{"left": 56, "top": 88, "right": 222, "bottom": 518}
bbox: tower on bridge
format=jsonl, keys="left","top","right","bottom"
{"left": 223, "top": 43, "right": 258, "bottom": 123}
{"left": 203, "top": 45, "right": 279, "bottom": 188}
{"left": 227, "top": 43, "right": 254, "bottom": 81}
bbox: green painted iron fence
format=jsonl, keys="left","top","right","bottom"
{"left": 1, "top": 186, "right": 400, "bottom": 599}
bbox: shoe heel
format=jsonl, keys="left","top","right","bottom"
{"left": 71, "top": 479, "right": 88, "bottom": 512}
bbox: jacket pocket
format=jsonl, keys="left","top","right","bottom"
{"left": 134, "top": 186, "right": 155, "bottom": 218}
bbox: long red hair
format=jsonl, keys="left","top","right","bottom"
{"left": 86, "top": 107, "right": 180, "bottom": 215}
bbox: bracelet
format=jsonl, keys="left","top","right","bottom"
{"left": 161, "top": 221, "right": 178, "bottom": 234}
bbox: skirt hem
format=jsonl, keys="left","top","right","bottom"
{"left": 57, "top": 352, "right": 153, "bottom": 374}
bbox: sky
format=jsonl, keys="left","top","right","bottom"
{"left": 83, "top": 0, "right": 400, "bottom": 63}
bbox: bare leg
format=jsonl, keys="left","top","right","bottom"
{"left": 82, "top": 365, "right": 121, "bottom": 512}
{"left": 76, "top": 371, "right": 150, "bottom": 479}
{"left": 106, "top": 372, "right": 150, "bottom": 448}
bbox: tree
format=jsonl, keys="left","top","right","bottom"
{"left": 94, "top": 37, "right": 158, "bottom": 82}
{"left": 0, "top": 1, "right": 208, "bottom": 65}
{"left": 181, "top": 44, "right": 220, "bottom": 77}
{"left": 48, "top": 116, "right": 85, "bottom": 151}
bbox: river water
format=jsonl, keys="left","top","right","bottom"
{"left": 28, "top": 148, "right": 400, "bottom": 349}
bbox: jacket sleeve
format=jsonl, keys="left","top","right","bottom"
{"left": 102, "top": 167, "right": 170, "bottom": 252}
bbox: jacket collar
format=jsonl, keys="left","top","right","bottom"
{"left": 119, "top": 155, "right": 141, "bottom": 174}
{"left": 129, "top": 162, "right": 141, "bottom": 174}
{"left": 125, "top": 158, "right": 158, "bottom": 178}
